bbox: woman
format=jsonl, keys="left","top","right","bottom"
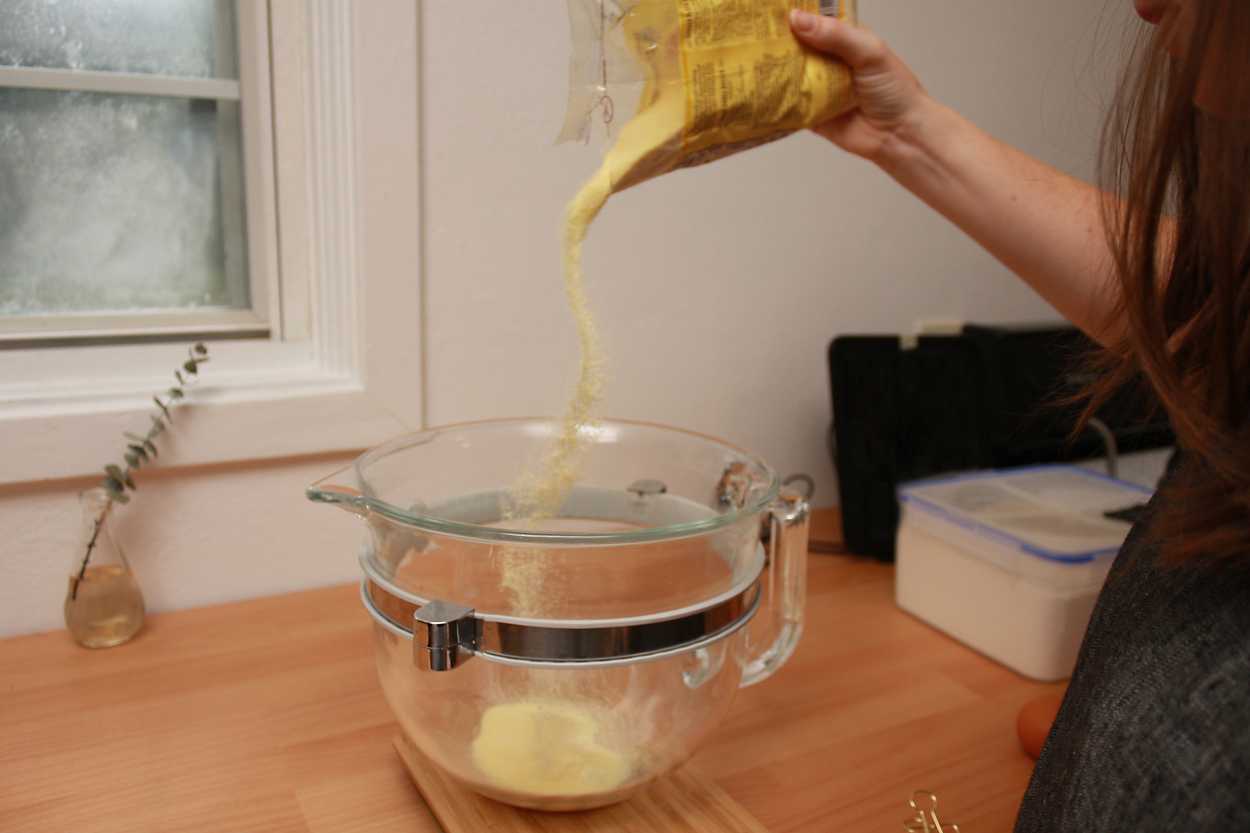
{"left": 788, "top": 1, "right": 1250, "bottom": 829}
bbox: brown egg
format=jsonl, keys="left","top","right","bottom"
{"left": 1017, "top": 691, "right": 1066, "bottom": 761}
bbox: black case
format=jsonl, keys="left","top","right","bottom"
{"left": 829, "top": 324, "right": 1173, "bottom": 561}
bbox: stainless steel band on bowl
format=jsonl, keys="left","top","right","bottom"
{"left": 359, "top": 557, "right": 762, "bottom": 671}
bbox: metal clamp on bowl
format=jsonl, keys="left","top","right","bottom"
{"left": 411, "top": 600, "right": 480, "bottom": 671}
{"left": 360, "top": 557, "right": 762, "bottom": 672}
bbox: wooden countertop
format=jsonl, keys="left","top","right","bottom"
{"left": 0, "top": 510, "right": 1061, "bottom": 833}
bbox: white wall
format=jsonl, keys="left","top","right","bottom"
{"left": 421, "top": 0, "right": 1136, "bottom": 502}
{"left": 1, "top": 0, "right": 1139, "bottom": 637}
{"left": 0, "top": 455, "right": 360, "bottom": 637}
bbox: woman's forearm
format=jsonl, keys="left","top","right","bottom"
{"left": 877, "top": 100, "right": 1121, "bottom": 344}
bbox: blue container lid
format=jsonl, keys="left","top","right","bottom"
{"left": 899, "top": 464, "right": 1153, "bottom": 564}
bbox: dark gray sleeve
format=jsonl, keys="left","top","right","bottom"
{"left": 1013, "top": 515, "right": 1250, "bottom": 833}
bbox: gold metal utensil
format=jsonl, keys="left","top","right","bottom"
{"left": 904, "top": 791, "right": 961, "bottom": 833}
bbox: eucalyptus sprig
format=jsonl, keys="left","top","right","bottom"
{"left": 69, "top": 343, "right": 209, "bottom": 600}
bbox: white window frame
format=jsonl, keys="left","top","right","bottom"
{"left": 0, "top": 1, "right": 287, "bottom": 344}
{"left": 0, "top": 0, "right": 424, "bottom": 485}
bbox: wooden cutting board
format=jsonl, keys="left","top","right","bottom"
{"left": 393, "top": 735, "right": 770, "bottom": 833}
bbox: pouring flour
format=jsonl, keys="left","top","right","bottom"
{"left": 472, "top": 0, "right": 859, "bottom": 806}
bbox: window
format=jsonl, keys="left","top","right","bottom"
{"left": 0, "top": 0, "right": 423, "bottom": 484}
{"left": 0, "top": 0, "right": 284, "bottom": 346}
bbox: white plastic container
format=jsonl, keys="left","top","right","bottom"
{"left": 895, "top": 465, "right": 1152, "bottom": 681}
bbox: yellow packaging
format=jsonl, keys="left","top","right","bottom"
{"left": 562, "top": 0, "right": 859, "bottom": 192}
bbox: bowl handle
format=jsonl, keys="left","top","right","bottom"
{"left": 740, "top": 489, "right": 809, "bottom": 687}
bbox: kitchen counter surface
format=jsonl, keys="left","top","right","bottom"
{"left": 0, "top": 510, "right": 1062, "bottom": 832}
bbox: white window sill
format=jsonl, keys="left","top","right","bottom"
{"left": 0, "top": 357, "right": 414, "bottom": 486}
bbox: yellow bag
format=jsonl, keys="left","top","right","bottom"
{"left": 562, "top": 0, "right": 859, "bottom": 193}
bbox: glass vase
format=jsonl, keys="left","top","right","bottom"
{"left": 64, "top": 487, "right": 145, "bottom": 648}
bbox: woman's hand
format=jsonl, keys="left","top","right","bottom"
{"left": 789, "top": 9, "right": 933, "bottom": 164}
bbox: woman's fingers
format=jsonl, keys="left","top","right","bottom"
{"left": 789, "top": 10, "right": 889, "bottom": 70}
{"left": 789, "top": 8, "right": 931, "bottom": 163}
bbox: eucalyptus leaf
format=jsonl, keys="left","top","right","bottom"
{"left": 81, "top": 343, "right": 209, "bottom": 577}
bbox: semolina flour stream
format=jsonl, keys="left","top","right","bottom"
{"left": 474, "top": 0, "right": 859, "bottom": 806}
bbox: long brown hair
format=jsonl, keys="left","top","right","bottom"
{"left": 1085, "top": 0, "right": 1250, "bottom": 562}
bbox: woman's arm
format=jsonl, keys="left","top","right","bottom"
{"left": 791, "top": 11, "right": 1121, "bottom": 344}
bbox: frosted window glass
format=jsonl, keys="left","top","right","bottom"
{"left": 0, "top": 0, "right": 237, "bottom": 79}
{"left": 0, "top": 88, "right": 250, "bottom": 316}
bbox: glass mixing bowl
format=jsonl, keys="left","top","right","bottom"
{"left": 308, "top": 418, "right": 808, "bottom": 811}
